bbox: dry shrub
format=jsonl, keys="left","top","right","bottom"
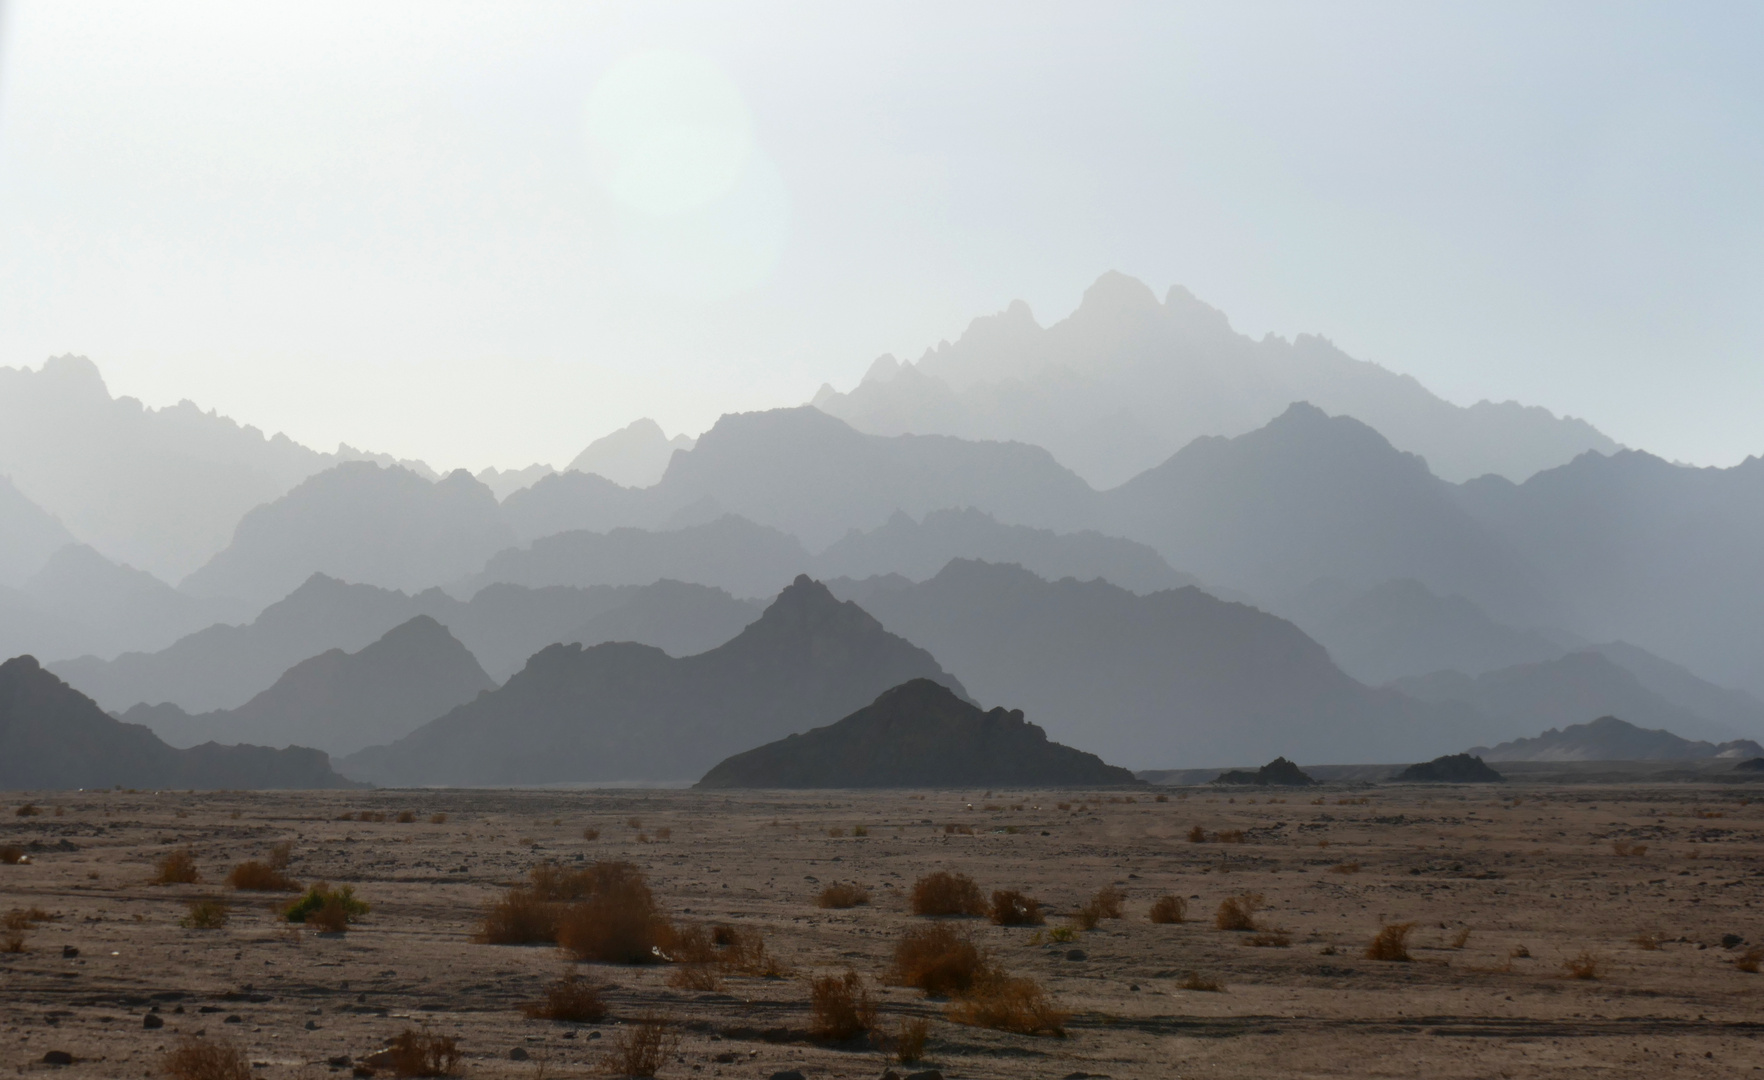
{"left": 1631, "top": 932, "right": 1662, "bottom": 951}
{"left": 888, "top": 923, "right": 991, "bottom": 997}
{"left": 1083, "top": 886, "right": 1125, "bottom": 921}
{"left": 308, "top": 897, "right": 353, "bottom": 933}
{"left": 809, "top": 969, "right": 877, "bottom": 1041}
{"left": 1448, "top": 927, "right": 1473, "bottom": 949}
{"left": 1214, "top": 893, "right": 1263, "bottom": 932}
{"left": 530, "top": 862, "right": 600, "bottom": 901}
{"left": 556, "top": 862, "right": 671, "bottom": 964}
{"left": 663, "top": 924, "right": 723, "bottom": 990}
{"left": 1, "top": 933, "right": 24, "bottom": 953}
{"left": 357, "top": 810, "right": 387, "bottom": 823}
{"left": 654, "top": 826, "right": 672, "bottom": 841}
{"left": 181, "top": 899, "right": 230, "bottom": 929}
{"left": 1244, "top": 931, "right": 1291, "bottom": 948}
{"left": 911, "top": 871, "right": 986, "bottom": 917}
{"left": 1563, "top": 951, "right": 1601, "bottom": 980}
{"left": 583, "top": 827, "right": 600, "bottom": 841}
{"left": 153, "top": 849, "right": 201, "bottom": 885}
{"left": 1178, "top": 972, "right": 1223, "bottom": 992}
{"left": 1330, "top": 862, "right": 1361, "bottom": 874}
{"left": 710, "top": 923, "right": 740, "bottom": 946}
{"left": 15, "top": 802, "right": 41, "bottom": 817}
{"left": 946, "top": 975, "right": 1067, "bottom": 1036}
{"left": 384, "top": 1028, "right": 461, "bottom": 1077}
{"left": 1366, "top": 923, "right": 1415, "bottom": 962}
{"left": 476, "top": 888, "right": 561, "bottom": 945}
{"left": 284, "top": 883, "right": 369, "bottom": 928}
{"left": 894, "top": 1017, "right": 929, "bottom": 1063}
{"left": 429, "top": 813, "right": 448, "bottom": 825}
{"left": 266, "top": 842, "right": 294, "bottom": 870}
{"left": 0, "top": 845, "right": 23, "bottom": 865}
{"left": 395, "top": 810, "right": 417, "bottom": 824}
{"left": 1154, "top": 793, "right": 1169, "bottom": 803}
{"left": 853, "top": 825, "right": 869, "bottom": 837}
{"left": 714, "top": 926, "right": 785, "bottom": 978}
{"left": 2, "top": 907, "right": 53, "bottom": 930}
{"left": 817, "top": 883, "right": 871, "bottom": 909}
{"left": 827, "top": 827, "right": 846, "bottom": 838}
{"left": 988, "top": 890, "right": 1043, "bottom": 926}
{"left": 1148, "top": 895, "right": 1186, "bottom": 924}
{"left": 943, "top": 823, "right": 974, "bottom": 835}
{"left": 225, "top": 860, "right": 300, "bottom": 892}
{"left": 524, "top": 973, "right": 608, "bottom": 1022}
{"left": 1216, "top": 829, "right": 1245, "bottom": 844}
{"left": 1736, "top": 948, "right": 1763, "bottom": 973}
{"left": 625, "top": 817, "right": 642, "bottom": 829}
{"left": 161, "top": 1036, "right": 251, "bottom": 1080}
{"left": 1186, "top": 825, "right": 1206, "bottom": 843}
{"left": 605, "top": 1013, "right": 678, "bottom": 1079}
{"left": 1611, "top": 840, "right": 1648, "bottom": 857}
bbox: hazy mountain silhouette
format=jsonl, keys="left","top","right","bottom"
{"left": 500, "top": 471, "right": 651, "bottom": 544}
{"left": 340, "top": 576, "right": 968, "bottom": 786}
{"left": 0, "top": 655, "right": 354, "bottom": 790}
{"left": 566, "top": 418, "right": 695, "bottom": 489}
{"left": 0, "top": 355, "right": 433, "bottom": 581}
{"left": 0, "top": 475, "right": 75, "bottom": 587}
{"left": 468, "top": 515, "right": 808, "bottom": 599}
{"left": 812, "top": 272, "right": 1617, "bottom": 488}
{"left": 51, "top": 574, "right": 759, "bottom": 713}
{"left": 20, "top": 544, "right": 251, "bottom": 659}
{"left": 1468, "top": 715, "right": 1764, "bottom": 762}
{"left": 475, "top": 463, "right": 555, "bottom": 500}
{"left": 1581, "top": 641, "right": 1764, "bottom": 740}
{"left": 1392, "top": 651, "right": 1762, "bottom": 747}
{"left": 1272, "top": 578, "right": 1565, "bottom": 685}
{"left": 181, "top": 462, "right": 515, "bottom": 602}
{"left": 696, "top": 677, "right": 1139, "bottom": 789}
{"left": 1457, "top": 449, "right": 1764, "bottom": 697}
{"left": 826, "top": 559, "right": 1473, "bottom": 768}
{"left": 813, "top": 507, "right": 1193, "bottom": 595}
{"left": 120, "top": 616, "right": 494, "bottom": 757}
{"left": 1102, "top": 403, "right": 1553, "bottom": 626}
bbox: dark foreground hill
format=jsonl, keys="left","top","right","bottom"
{"left": 121, "top": 616, "right": 494, "bottom": 757}
{"left": 695, "top": 678, "right": 1139, "bottom": 789}
{"left": 1468, "top": 715, "right": 1764, "bottom": 762}
{"left": 0, "top": 656, "right": 354, "bottom": 790}
{"left": 340, "top": 577, "right": 967, "bottom": 786}
{"left": 829, "top": 559, "right": 1474, "bottom": 768}
{"left": 1395, "top": 753, "right": 1505, "bottom": 783}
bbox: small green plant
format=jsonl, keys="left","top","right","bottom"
{"left": 283, "top": 883, "right": 369, "bottom": 926}
{"left": 181, "top": 898, "right": 230, "bottom": 929}
{"left": 1047, "top": 925, "right": 1079, "bottom": 943}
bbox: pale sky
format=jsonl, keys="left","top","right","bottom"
{"left": 0, "top": 1, "right": 1760, "bottom": 472}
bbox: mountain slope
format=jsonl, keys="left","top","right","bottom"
{"left": 0, "top": 655, "right": 353, "bottom": 790}
{"left": 124, "top": 616, "right": 495, "bottom": 757}
{"left": 566, "top": 418, "right": 695, "bottom": 489}
{"left": 826, "top": 559, "right": 1477, "bottom": 768}
{"left": 0, "top": 476, "right": 75, "bottom": 587}
{"left": 813, "top": 272, "right": 1616, "bottom": 487}
{"left": 340, "top": 576, "right": 968, "bottom": 786}
{"left": 468, "top": 515, "right": 808, "bottom": 599}
{"left": 696, "top": 677, "right": 1140, "bottom": 789}
{"left": 1468, "top": 715, "right": 1762, "bottom": 762}
{"left": 181, "top": 462, "right": 514, "bottom": 603}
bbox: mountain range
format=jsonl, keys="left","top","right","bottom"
{"left": 1468, "top": 715, "right": 1764, "bottom": 762}
{"left": 812, "top": 271, "right": 1618, "bottom": 488}
{"left": 0, "top": 655, "right": 354, "bottom": 790}
{"left": 339, "top": 576, "right": 968, "bottom": 786}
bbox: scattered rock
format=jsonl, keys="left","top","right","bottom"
{"left": 508, "top": 1048, "right": 529, "bottom": 1061}
{"left": 714, "top": 1052, "right": 739, "bottom": 1064}
{"left": 327, "top": 1056, "right": 352, "bottom": 1068}
{"left": 1065, "top": 949, "right": 1088, "bottom": 961}
{"left": 1722, "top": 934, "right": 1744, "bottom": 949}
{"left": 224, "top": 1014, "right": 243, "bottom": 1024}
{"left": 42, "top": 1051, "right": 74, "bottom": 1066}
{"left": 143, "top": 1013, "right": 164, "bottom": 1029}
{"left": 305, "top": 1020, "right": 320, "bottom": 1030}
{"left": 62, "top": 946, "right": 79, "bottom": 958}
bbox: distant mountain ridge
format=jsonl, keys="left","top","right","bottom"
{"left": 813, "top": 271, "right": 1617, "bottom": 487}
{"left": 340, "top": 576, "right": 968, "bottom": 786}
{"left": 0, "top": 655, "right": 355, "bottom": 790}
{"left": 1469, "top": 715, "right": 1763, "bottom": 762}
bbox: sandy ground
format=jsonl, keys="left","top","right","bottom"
{"left": 2, "top": 782, "right": 1762, "bottom": 1080}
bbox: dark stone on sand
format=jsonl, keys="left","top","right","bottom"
{"left": 1065, "top": 948, "right": 1088, "bottom": 961}
{"left": 508, "top": 1048, "right": 529, "bottom": 1061}
{"left": 42, "top": 1051, "right": 74, "bottom": 1066}
{"left": 143, "top": 1013, "right": 164, "bottom": 1029}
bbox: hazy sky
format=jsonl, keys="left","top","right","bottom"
{"left": 0, "top": 1, "right": 1759, "bottom": 471}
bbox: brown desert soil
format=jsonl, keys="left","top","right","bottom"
{"left": 1, "top": 783, "right": 1761, "bottom": 1078}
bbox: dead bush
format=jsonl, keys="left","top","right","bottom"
{"left": 943, "top": 823, "right": 974, "bottom": 836}
{"left": 0, "top": 845, "right": 23, "bottom": 865}
{"left": 911, "top": 871, "right": 986, "bottom": 917}
{"left": 808, "top": 969, "right": 877, "bottom": 1041}
{"left": 1214, "top": 893, "right": 1263, "bottom": 932}
{"left": 266, "top": 842, "right": 294, "bottom": 870}
{"left": 946, "top": 975, "right": 1067, "bottom": 1036}
{"left": 604, "top": 1013, "right": 678, "bottom": 1078}
{"left": 2, "top": 907, "right": 53, "bottom": 930}
{"left": 1631, "top": 932, "right": 1663, "bottom": 951}
{"left": 383, "top": 1028, "right": 461, "bottom": 1077}
{"left": 712, "top": 926, "right": 785, "bottom": 978}
{"left": 153, "top": 849, "right": 201, "bottom": 885}
{"left": 1148, "top": 895, "right": 1185, "bottom": 924}
{"left": 1366, "top": 923, "right": 1415, "bottom": 962}
{"left": 476, "top": 888, "right": 561, "bottom": 945}
{"left": 394, "top": 810, "right": 417, "bottom": 824}
{"left": 225, "top": 860, "right": 300, "bottom": 892}
{"left": 1448, "top": 927, "right": 1473, "bottom": 949}
{"left": 161, "top": 1036, "right": 252, "bottom": 1080}
{"left": 817, "top": 883, "right": 871, "bottom": 909}
{"left": 989, "top": 889, "right": 1043, "bottom": 926}
{"left": 180, "top": 898, "right": 230, "bottom": 929}
{"left": 1178, "top": 972, "right": 1223, "bottom": 992}
{"left": 529, "top": 862, "right": 599, "bottom": 901}
{"left": 1563, "top": 950, "right": 1601, "bottom": 980}
{"left": 1736, "top": 948, "right": 1763, "bottom": 974}
{"left": 894, "top": 1017, "right": 929, "bottom": 1063}
{"left": 583, "top": 827, "right": 600, "bottom": 841}
{"left": 1186, "top": 825, "right": 1206, "bottom": 843}
{"left": 556, "top": 862, "right": 672, "bottom": 964}
{"left": 1082, "top": 886, "right": 1125, "bottom": 922}
{"left": 1244, "top": 931, "right": 1291, "bottom": 948}
{"left": 15, "top": 803, "right": 41, "bottom": 817}
{"left": 1611, "top": 840, "right": 1648, "bottom": 857}
{"left": 1216, "top": 829, "right": 1245, "bottom": 843}
{"left": 524, "top": 973, "right": 608, "bottom": 1022}
{"left": 1329, "top": 862, "right": 1361, "bottom": 874}
{"left": 888, "top": 923, "right": 991, "bottom": 997}
{"left": 663, "top": 924, "right": 723, "bottom": 990}
{"left": 429, "top": 813, "right": 448, "bottom": 825}
{"left": 1, "top": 933, "right": 24, "bottom": 953}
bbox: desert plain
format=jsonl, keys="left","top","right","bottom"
{"left": 2, "top": 781, "right": 1761, "bottom": 1080}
